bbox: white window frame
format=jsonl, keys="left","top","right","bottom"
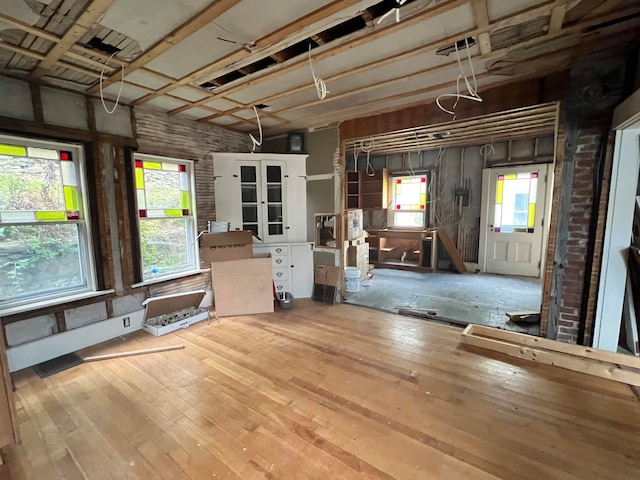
{"left": 0, "top": 133, "right": 97, "bottom": 312}
{"left": 391, "top": 174, "right": 428, "bottom": 228}
{"left": 133, "top": 153, "right": 199, "bottom": 282}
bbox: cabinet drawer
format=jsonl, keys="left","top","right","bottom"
{"left": 272, "top": 255, "right": 289, "bottom": 267}
{"left": 272, "top": 267, "right": 290, "bottom": 282}
{"left": 274, "top": 280, "right": 289, "bottom": 293}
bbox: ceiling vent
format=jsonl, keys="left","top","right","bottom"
{"left": 436, "top": 37, "right": 476, "bottom": 56}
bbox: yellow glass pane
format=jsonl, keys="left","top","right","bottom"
{"left": 143, "top": 161, "right": 162, "bottom": 170}
{"left": 135, "top": 167, "right": 144, "bottom": 188}
{"left": 0, "top": 144, "right": 27, "bottom": 156}
{"left": 495, "top": 179, "right": 503, "bottom": 204}
{"left": 35, "top": 211, "right": 66, "bottom": 221}
{"left": 181, "top": 190, "right": 190, "bottom": 210}
{"left": 165, "top": 209, "right": 183, "bottom": 217}
{"left": 528, "top": 204, "right": 536, "bottom": 228}
{"left": 504, "top": 174, "right": 517, "bottom": 180}
{"left": 420, "top": 193, "right": 426, "bottom": 206}
{"left": 64, "top": 186, "right": 79, "bottom": 211}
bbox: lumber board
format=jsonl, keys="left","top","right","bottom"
{"left": 463, "top": 324, "right": 640, "bottom": 369}
{"left": 83, "top": 344, "right": 185, "bottom": 362}
{"left": 461, "top": 325, "right": 640, "bottom": 386}
{"left": 436, "top": 228, "right": 466, "bottom": 273}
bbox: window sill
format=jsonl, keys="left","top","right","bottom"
{"left": 131, "top": 269, "right": 211, "bottom": 288}
{"left": 0, "top": 289, "right": 115, "bottom": 317}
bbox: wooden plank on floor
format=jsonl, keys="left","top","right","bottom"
{"left": 461, "top": 324, "right": 640, "bottom": 386}
{"left": 436, "top": 228, "right": 467, "bottom": 273}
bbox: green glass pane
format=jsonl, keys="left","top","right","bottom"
{"left": 0, "top": 144, "right": 26, "bottom": 156}
{"left": 35, "top": 211, "right": 67, "bottom": 221}
{"left": 64, "top": 186, "right": 79, "bottom": 211}
{"left": 181, "top": 190, "right": 190, "bottom": 210}
{"left": 165, "top": 209, "right": 183, "bottom": 217}
{"left": 135, "top": 167, "right": 145, "bottom": 188}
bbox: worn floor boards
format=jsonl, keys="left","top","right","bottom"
{"left": 3, "top": 301, "right": 640, "bottom": 479}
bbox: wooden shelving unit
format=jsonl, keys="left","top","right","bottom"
{"left": 344, "top": 169, "right": 388, "bottom": 210}
{"left": 372, "top": 229, "right": 437, "bottom": 272}
{"left": 346, "top": 171, "right": 360, "bottom": 209}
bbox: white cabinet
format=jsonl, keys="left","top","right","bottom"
{"left": 212, "top": 153, "right": 308, "bottom": 243}
{"left": 253, "top": 243, "right": 314, "bottom": 298}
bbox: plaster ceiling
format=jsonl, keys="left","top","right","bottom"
{"left": 0, "top": 0, "right": 638, "bottom": 137}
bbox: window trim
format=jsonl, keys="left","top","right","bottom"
{"left": 0, "top": 133, "right": 97, "bottom": 311}
{"left": 132, "top": 152, "right": 199, "bottom": 282}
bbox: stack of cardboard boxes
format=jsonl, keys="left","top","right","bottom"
{"left": 344, "top": 209, "right": 369, "bottom": 280}
{"left": 201, "top": 231, "right": 274, "bottom": 317}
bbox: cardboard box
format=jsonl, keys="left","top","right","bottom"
{"left": 345, "top": 209, "right": 363, "bottom": 241}
{"left": 211, "top": 254, "right": 274, "bottom": 317}
{"left": 347, "top": 243, "right": 369, "bottom": 280}
{"left": 314, "top": 265, "right": 339, "bottom": 286}
{"left": 141, "top": 290, "right": 209, "bottom": 336}
{"left": 201, "top": 231, "right": 253, "bottom": 264}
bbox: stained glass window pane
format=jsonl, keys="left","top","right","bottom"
{"left": 144, "top": 169, "right": 181, "bottom": 210}
{"left": 0, "top": 155, "right": 64, "bottom": 211}
{"left": 494, "top": 171, "right": 539, "bottom": 233}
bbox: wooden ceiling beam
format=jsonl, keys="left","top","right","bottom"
{"left": 30, "top": 0, "right": 116, "bottom": 79}
{"left": 133, "top": 0, "right": 445, "bottom": 106}
{"left": 220, "top": 1, "right": 638, "bottom": 119}
{"left": 549, "top": 5, "right": 568, "bottom": 34}
{"left": 471, "top": 0, "right": 492, "bottom": 55}
{"left": 586, "top": 0, "right": 625, "bottom": 18}
{"left": 87, "top": 0, "right": 242, "bottom": 94}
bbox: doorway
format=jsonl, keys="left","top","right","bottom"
{"left": 479, "top": 164, "right": 553, "bottom": 278}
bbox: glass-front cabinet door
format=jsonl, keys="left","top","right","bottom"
{"left": 262, "top": 161, "right": 288, "bottom": 242}
{"left": 239, "top": 164, "right": 260, "bottom": 237}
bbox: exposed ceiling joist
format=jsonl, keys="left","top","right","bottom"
{"left": 471, "top": 0, "right": 491, "bottom": 54}
{"left": 549, "top": 5, "right": 568, "bottom": 33}
{"left": 30, "top": 0, "right": 116, "bottom": 79}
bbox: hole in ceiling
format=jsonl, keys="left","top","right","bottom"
{"left": 436, "top": 37, "right": 476, "bottom": 56}
{"left": 255, "top": 104, "right": 269, "bottom": 109}
{"left": 86, "top": 36, "right": 121, "bottom": 55}
{"left": 194, "top": 0, "right": 418, "bottom": 90}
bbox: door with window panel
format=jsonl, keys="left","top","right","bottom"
{"left": 480, "top": 164, "right": 550, "bottom": 277}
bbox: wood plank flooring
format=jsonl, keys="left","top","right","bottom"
{"left": 2, "top": 300, "right": 640, "bottom": 479}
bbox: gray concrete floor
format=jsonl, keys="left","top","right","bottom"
{"left": 343, "top": 268, "right": 542, "bottom": 335}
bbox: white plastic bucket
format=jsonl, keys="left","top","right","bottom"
{"left": 344, "top": 267, "right": 360, "bottom": 293}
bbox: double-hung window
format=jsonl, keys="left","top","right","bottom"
{"left": 392, "top": 175, "right": 427, "bottom": 228}
{"left": 0, "top": 134, "right": 95, "bottom": 310}
{"left": 133, "top": 153, "right": 198, "bottom": 281}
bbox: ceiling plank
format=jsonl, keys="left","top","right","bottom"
{"left": 156, "top": 0, "right": 468, "bottom": 113}
{"left": 585, "top": 0, "right": 625, "bottom": 18}
{"left": 0, "top": 39, "right": 105, "bottom": 79}
{"left": 471, "top": 0, "right": 492, "bottom": 54}
{"left": 30, "top": 0, "right": 116, "bottom": 79}
{"left": 548, "top": 5, "right": 568, "bottom": 34}
{"left": 88, "top": 0, "right": 242, "bottom": 94}
{"left": 130, "top": 0, "right": 380, "bottom": 103}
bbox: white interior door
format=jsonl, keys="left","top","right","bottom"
{"left": 479, "top": 164, "right": 550, "bottom": 277}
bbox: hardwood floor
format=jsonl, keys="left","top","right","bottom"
{"left": 2, "top": 300, "right": 640, "bottom": 479}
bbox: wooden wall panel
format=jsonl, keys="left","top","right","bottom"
{"left": 339, "top": 72, "right": 568, "bottom": 140}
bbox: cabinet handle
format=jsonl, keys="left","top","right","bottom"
{"left": 275, "top": 248, "right": 282, "bottom": 253}
{"left": 276, "top": 258, "right": 283, "bottom": 264}
{"left": 276, "top": 272, "right": 283, "bottom": 277}
{"left": 277, "top": 285, "right": 283, "bottom": 291}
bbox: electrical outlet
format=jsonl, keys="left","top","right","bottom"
{"left": 123, "top": 316, "right": 130, "bottom": 328}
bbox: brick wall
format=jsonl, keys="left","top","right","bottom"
{"left": 133, "top": 107, "right": 251, "bottom": 294}
{"left": 546, "top": 49, "right": 626, "bottom": 344}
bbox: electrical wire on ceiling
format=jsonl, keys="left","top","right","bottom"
{"left": 377, "top": 0, "right": 408, "bottom": 24}
{"left": 249, "top": 106, "right": 263, "bottom": 153}
{"left": 360, "top": 138, "right": 376, "bottom": 176}
{"left": 436, "top": 37, "right": 482, "bottom": 120}
{"left": 308, "top": 44, "right": 328, "bottom": 100}
{"left": 99, "top": 51, "right": 124, "bottom": 114}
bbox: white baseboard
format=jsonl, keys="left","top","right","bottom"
{"left": 6, "top": 310, "right": 145, "bottom": 372}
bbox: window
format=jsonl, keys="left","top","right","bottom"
{"left": 133, "top": 153, "right": 198, "bottom": 281}
{"left": 0, "top": 134, "right": 95, "bottom": 310}
{"left": 494, "top": 172, "right": 538, "bottom": 233}
{"left": 392, "top": 175, "right": 427, "bottom": 228}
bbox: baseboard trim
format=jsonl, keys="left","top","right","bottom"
{"left": 6, "top": 310, "right": 145, "bottom": 373}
